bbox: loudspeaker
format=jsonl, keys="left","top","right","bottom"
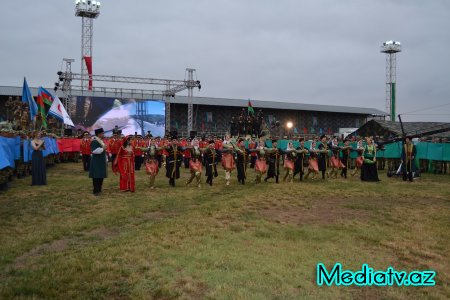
{"left": 64, "top": 128, "right": 73, "bottom": 136}
{"left": 189, "top": 130, "right": 197, "bottom": 139}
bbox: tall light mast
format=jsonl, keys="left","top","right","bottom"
{"left": 75, "top": 0, "right": 101, "bottom": 91}
{"left": 381, "top": 40, "right": 402, "bottom": 121}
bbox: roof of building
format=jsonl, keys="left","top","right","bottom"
{"left": 0, "top": 85, "right": 386, "bottom": 116}
{"left": 352, "top": 119, "right": 450, "bottom": 139}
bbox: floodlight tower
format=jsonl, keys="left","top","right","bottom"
{"left": 381, "top": 40, "right": 402, "bottom": 121}
{"left": 75, "top": 0, "right": 100, "bottom": 91}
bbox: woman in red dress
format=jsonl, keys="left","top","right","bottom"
{"left": 113, "top": 136, "right": 135, "bottom": 192}
{"left": 282, "top": 142, "right": 296, "bottom": 183}
{"left": 252, "top": 141, "right": 268, "bottom": 184}
{"left": 305, "top": 141, "right": 319, "bottom": 180}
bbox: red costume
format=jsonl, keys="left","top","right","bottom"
{"left": 80, "top": 137, "right": 91, "bottom": 155}
{"left": 113, "top": 137, "right": 135, "bottom": 192}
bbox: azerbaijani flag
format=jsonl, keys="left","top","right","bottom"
{"left": 247, "top": 99, "right": 255, "bottom": 115}
{"left": 37, "top": 87, "right": 54, "bottom": 128}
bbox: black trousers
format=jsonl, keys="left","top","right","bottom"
{"left": 184, "top": 157, "right": 190, "bottom": 168}
{"left": 135, "top": 155, "right": 143, "bottom": 170}
{"left": 82, "top": 154, "right": 91, "bottom": 171}
{"left": 110, "top": 154, "right": 117, "bottom": 164}
{"left": 403, "top": 160, "right": 414, "bottom": 182}
{"left": 250, "top": 156, "right": 257, "bottom": 168}
{"left": 92, "top": 178, "right": 104, "bottom": 194}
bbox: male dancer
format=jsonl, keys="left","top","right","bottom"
{"left": 294, "top": 138, "right": 309, "bottom": 181}
{"left": 163, "top": 137, "right": 186, "bottom": 187}
{"left": 234, "top": 138, "right": 250, "bottom": 185}
{"left": 318, "top": 135, "right": 330, "bottom": 179}
{"left": 204, "top": 140, "right": 219, "bottom": 186}
{"left": 186, "top": 138, "right": 203, "bottom": 188}
{"left": 264, "top": 139, "right": 281, "bottom": 183}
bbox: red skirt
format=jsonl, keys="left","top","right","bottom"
{"left": 189, "top": 160, "right": 203, "bottom": 173}
{"left": 308, "top": 158, "right": 319, "bottom": 172}
{"left": 284, "top": 160, "right": 294, "bottom": 170}
{"left": 356, "top": 157, "right": 364, "bottom": 168}
{"left": 255, "top": 159, "right": 267, "bottom": 174}
{"left": 331, "top": 156, "right": 345, "bottom": 168}
{"left": 145, "top": 160, "right": 159, "bottom": 176}
{"left": 221, "top": 153, "right": 236, "bottom": 170}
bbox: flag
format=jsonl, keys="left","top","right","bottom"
{"left": 247, "top": 99, "right": 255, "bottom": 115}
{"left": 37, "top": 87, "right": 54, "bottom": 128}
{"left": 48, "top": 95, "right": 74, "bottom": 127}
{"left": 22, "top": 78, "right": 37, "bottom": 121}
{"left": 84, "top": 56, "right": 93, "bottom": 91}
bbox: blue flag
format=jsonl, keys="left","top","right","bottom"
{"left": 22, "top": 77, "right": 38, "bottom": 121}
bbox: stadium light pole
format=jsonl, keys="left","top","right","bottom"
{"left": 381, "top": 40, "right": 402, "bottom": 121}
{"left": 75, "top": 0, "right": 101, "bottom": 91}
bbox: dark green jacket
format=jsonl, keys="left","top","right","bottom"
{"left": 89, "top": 139, "right": 107, "bottom": 179}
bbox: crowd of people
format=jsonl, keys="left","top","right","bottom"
{"left": 80, "top": 127, "right": 430, "bottom": 196}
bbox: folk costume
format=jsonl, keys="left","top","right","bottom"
{"left": 234, "top": 140, "right": 250, "bottom": 185}
{"left": 80, "top": 132, "right": 91, "bottom": 171}
{"left": 401, "top": 139, "right": 417, "bottom": 182}
{"left": 142, "top": 142, "right": 161, "bottom": 189}
{"left": 294, "top": 140, "right": 309, "bottom": 181}
{"left": 252, "top": 144, "right": 268, "bottom": 183}
{"left": 318, "top": 136, "right": 330, "bottom": 179}
{"left": 351, "top": 140, "right": 364, "bottom": 177}
{"left": 221, "top": 137, "right": 236, "bottom": 186}
{"left": 340, "top": 141, "right": 352, "bottom": 178}
{"left": 264, "top": 140, "right": 281, "bottom": 183}
{"left": 282, "top": 143, "right": 297, "bottom": 183}
{"left": 186, "top": 140, "right": 204, "bottom": 188}
{"left": 305, "top": 142, "right": 319, "bottom": 180}
{"left": 108, "top": 133, "right": 121, "bottom": 165}
{"left": 204, "top": 141, "right": 219, "bottom": 186}
{"left": 113, "top": 136, "right": 136, "bottom": 192}
{"left": 329, "top": 138, "right": 345, "bottom": 178}
{"left": 164, "top": 140, "right": 186, "bottom": 187}
{"left": 89, "top": 128, "right": 108, "bottom": 195}
{"left": 360, "top": 139, "right": 380, "bottom": 182}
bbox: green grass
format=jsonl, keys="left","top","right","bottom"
{"left": 0, "top": 163, "right": 449, "bottom": 299}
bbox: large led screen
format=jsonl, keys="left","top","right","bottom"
{"left": 70, "top": 96, "right": 165, "bottom": 137}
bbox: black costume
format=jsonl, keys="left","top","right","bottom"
{"left": 294, "top": 145, "right": 307, "bottom": 181}
{"left": 165, "top": 145, "right": 185, "bottom": 187}
{"left": 204, "top": 148, "right": 219, "bottom": 186}
{"left": 318, "top": 143, "right": 329, "bottom": 179}
{"left": 265, "top": 148, "right": 281, "bottom": 183}
{"left": 401, "top": 142, "right": 416, "bottom": 182}
{"left": 235, "top": 148, "right": 250, "bottom": 184}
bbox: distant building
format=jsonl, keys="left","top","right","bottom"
{"left": 0, "top": 85, "right": 386, "bottom": 137}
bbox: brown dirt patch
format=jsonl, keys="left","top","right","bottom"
{"left": 175, "top": 276, "right": 208, "bottom": 299}
{"left": 14, "top": 238, "right": 69, "bottom": 269}
{"left": 86, "top": 226, "right": 120, "bottom": 240}
{"left": 259, "top": 198, "right": 371, "bottom": 226}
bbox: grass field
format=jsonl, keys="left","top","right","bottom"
{"left": 0, "top": 162, "right": 449, "bottom": 299}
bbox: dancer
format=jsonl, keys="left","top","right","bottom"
{"left": 164, "top": 137, "right": 186, "bottom": 187}
{"left": 234, "top": 138, "right": 250, "bottom": 185}
{"left": 113, "top": 136, "right": 135, "bottom": 192}
{"left": 351, "top": 137, "right": 364, "bottom": 177}
{"left": 294, "top": 138, "right": 309, "bottom": 181}
{"left": 204, "top": 140, "right": 219, "bottom": 186}
{"left": 305, "top": 141, "right": 319, "bottom": 180}
{"left": 264, "top": 139, "right": 281, "bottom": 183}
{"left": 329, "top": 137, "right": 345, "bottom": 178}
{"left": 186, "top": 138, "right": 204, "bottom": 188}
{"left": 252, "top": 141, "right": 268, "bottom": 183}
{"left": 89, "top": 128, "right": 107, "bottom": 196}
{"left": 282, "top": 141, "right": 297, "bottom": 183}
{"left": 340, "top": 139, "right": 352, "bottom": 178}
{"left": 141, "top": 139, "right": 161, "bottom": 189}
{"left": 318, "top": 135, "right": 330, "bottom": 179}
{"left": 221, "top": 134, "right": 236, "bottom": 186}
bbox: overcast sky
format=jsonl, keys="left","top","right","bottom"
{"left": 1, "top": 0, "right": 449, "bottom": 121}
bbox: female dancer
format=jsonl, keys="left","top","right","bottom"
{"left": 329, "top": 137, "right": 345, "bottom": 178}
{"left": 282, "top": 142, "right": 297, "bottom": 183}
{"left": 113, "top": 136, "right": 135, "bottom": 192}
{"left": 141, "top": 139, "right": 161, "bottom": 189}
{"left": 305, "top": 141, "right": 319, "bottom": 180}
{"left": 351, "top": 137, "right": 364, "bottom": 177}
{"left": 221, "top": 134, "right": 236, "bottom": 186}
{"left": 186, "top": 138, "right": 204, "bottom": 188}
{"left": 251, "top": 141, "right": 268, "bottom": 183}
